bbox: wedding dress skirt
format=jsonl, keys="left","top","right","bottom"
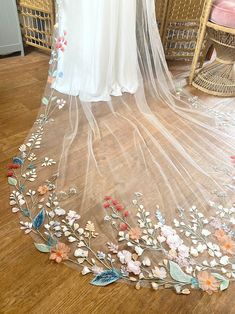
{"left": 53, "top": 0, "right": 139, "bottom": 101}
{"left": 8, "top": 0, "right": 235, "bottom": 295}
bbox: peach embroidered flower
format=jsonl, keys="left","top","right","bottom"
{"left": 129, "top": 227, "right": 142, "bottom": 240}
{"left": 215, "top": 229, "right": 235, "bottom": 254}
{"left": 197, "top": 271, "right": 220, "bottom": 295}
{"left": 47, "top": 76, "right": 54, "bottom": 84}
{"left": 37, "top": 185, "right": 49, "bottom": 195}
{"left": 220, "top": 238, "right": 235, "bottom": 255}
{"left": 49, "top": 242, "right": 70, "bottom": 263}
{"left": 214, "top": 229, "right": 226, "bottom": 241}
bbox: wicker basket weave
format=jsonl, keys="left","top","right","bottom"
{"left": 17, "top": 0, "right": 54, "bottom": 52}
{"left": 192, "top": 23, "right": 235, "bottom": 96}
{"left": 162, "top": 0, "right": 207, "bottom": 60}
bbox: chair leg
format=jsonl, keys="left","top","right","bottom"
{"left": 189, "top": 0, "right": 214, "bottom": 84}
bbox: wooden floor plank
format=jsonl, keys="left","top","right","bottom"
{"left": 0, "top": 49, "right": 234, "bottom": 314}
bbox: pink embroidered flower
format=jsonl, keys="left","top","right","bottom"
{"left": 7, "top": 171, "right": 14, "bottom": 177}
{"left": 129, "top": 227, "right": 142, "bottom": 241}
{"left": 7, "top": 163, "right": 20, "bottom": 169}
{"left": 37, "top": 185, "right": 49, "bottom": 195}
{"left": 49, "top": 242, "right": 70, "bottom": 263}
{"left": 103, "top": 202, "right": 110, "bottom": 209}
{"left": 112, "top": 199, "right": 119, "bottom": 206}
{"left": 197, "top": 271, "right": 220, "bottom": 295}
{"left": 104, "top": 196, "right": 112, "bottom": 201}
{"left": 116, "top": 204, "right": 124, "bottom": 211}
{"left": 127, "top": 260, "right": 141, "bottom": 275}
{"left": 123, "top": 210, "right": 129, "bottom": 218}
{"left": 230, "top": 156, "right": 235, "bottom": 164}
{"left": 120, "top": 223, "right": 128, "bottom": 231}
{"left": 56, "top": 31, "right": 67, "bottom": 52}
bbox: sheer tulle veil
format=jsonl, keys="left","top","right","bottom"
{"left": 8, "top": 0, "right": 235, "bottom": 294}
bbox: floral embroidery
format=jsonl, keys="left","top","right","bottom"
{"left": 55, "top": 31, "right": 67, "bottom": 52}
{"left": 49, "top": 242, "right": 70, "bottom": 263}
{"left": 197, "top": 271, "right": 220, "bottom": 295}
{"left": 7, "top": 5, "right": 235, "bottom": 295}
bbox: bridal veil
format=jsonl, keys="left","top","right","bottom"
{"left": 8, "top": 0, "right": 235, "bottom": 294}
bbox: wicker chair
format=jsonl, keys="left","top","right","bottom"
{"left": 17, "top": 0, "right": 55, "bottom": 52}
{"left": 155, "top": 0, "right": 169, "bottom": 39}
{"left": 162, "top": 0, "right": 208, "bottom": 61}
{"left": 189, "top": 0, "right": 235, "bottom": 96}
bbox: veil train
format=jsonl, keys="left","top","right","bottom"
{"left": 8, "top": 0, "right": 235, "bottom": 295}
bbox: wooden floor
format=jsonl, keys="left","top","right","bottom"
{"left": 0, "top": 50, "right": 234, "bottom": 314}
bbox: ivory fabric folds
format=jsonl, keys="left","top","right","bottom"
{"left": 8, "top": 0, "right": 235, "bottom": 295}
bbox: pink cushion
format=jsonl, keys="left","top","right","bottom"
{"left": 210, "top": 0, "right": 235, "bottom": 28}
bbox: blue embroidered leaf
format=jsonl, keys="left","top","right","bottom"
{"left": 34, "top": 243, "right": 51, "bottom": 253}
{"left": 169, "top": 261, "right": 193, "bottom": 284}
{"left": 32, "top": 208, "right": 45, "bottom": 230}
{"left": 212, "top": 273, "right": 230, "bottom": 291}
{"left": 8, "top": 177, "right": 17, "bottom": 186}
{"left": 42, "top": 97, "right": 49, "bottom": 105}
{"left": 91, "top": 269, "right": 122, "bottom": 286}
{"left": 13, "top": 157, "right": 24, "bottom": 165}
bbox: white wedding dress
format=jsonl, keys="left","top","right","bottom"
{"left": 9, "top": 0, "right": 235, "bottom": 295}
{"left": 54, "top": 0, "right": 139, "bottom": 101}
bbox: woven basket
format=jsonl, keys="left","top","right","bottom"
{"left": 162, "top": 0, "right": 207, "bottom": 61}
{"left": 193, "top": 23, "right": 235, "bottom": 96}
{"left": 17, "top": 0, "right": 54, "bottom": 52}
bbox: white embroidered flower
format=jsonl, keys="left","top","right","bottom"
{"left": 91, "top": 265, "right": 104, "bottom": 275}
{"left": 135, "top": 246, "right": 144, "bottom": 256}
{"left": 117, "top": 250, "right": 132, "bottom": 264}
{"left": 56, "top": 99, "right": 66, "bottom": 109}
{"left": 66, "top": 210, "right": 80, "bottom": 225}
{"left": 152, "top": 266, "right": 167, "bottom": 279}
{"left": 54, "top": 207, "right": 66, "bottom": 216}
{"left": 19, "top": 144, "right": 27, "bottom": 152}
{"left": 74, "top": 248, "right": 88, "bottom": 258}
{"left": 142, "top": 257, "right": 151, "bottom": 267}
{"left": 161, "top": 225, "right": 176, "bottom": 238}
{"left": 178, "top": 244, "right": 189, "bottom": 258}
{"left": 82, "top": 266, "right": 91, "bottom": 275}
{"left": 20, "top": 221, "right": 32, "bottom": 234}
{"left": 127, "top": 260, "right": 141, "bottom": 275}
{"left": 41, "top": 157, "right": 56, "bottom": 167}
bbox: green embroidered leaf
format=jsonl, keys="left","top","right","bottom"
{"left": 47, "top": 236, "right": 58, "bottom": 247}
{"left": 8, "top": 177, "right": 17, "bottom": 186}
{"left": 111, "top": 214, "right": 118, "bottom": 219}
{"left": 42, "top": 97, "right": 49, "bottom": 105}
{"left": 32, "top": 208, "right": 45, "bottom": 230}
{"left": 34, "top": 243, "right": 51, "bottom": 253}
{"left": 91, "top": 269, "right": 122, "bottom": 286}
{"left": 169, "top": 261, "right": 193, "bottom": 284}
{"left": 51, "top": 96, "right": 57, "bottom": 101}
{"left": 22, "top": 208, "right": 30, "bottom": 217}
{"left": 212, "top": 273, "right": 230, "bottom": 291}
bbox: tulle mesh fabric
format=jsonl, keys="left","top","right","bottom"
{"left": 9, "top": 0, "right": 235, "bottom": 291}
